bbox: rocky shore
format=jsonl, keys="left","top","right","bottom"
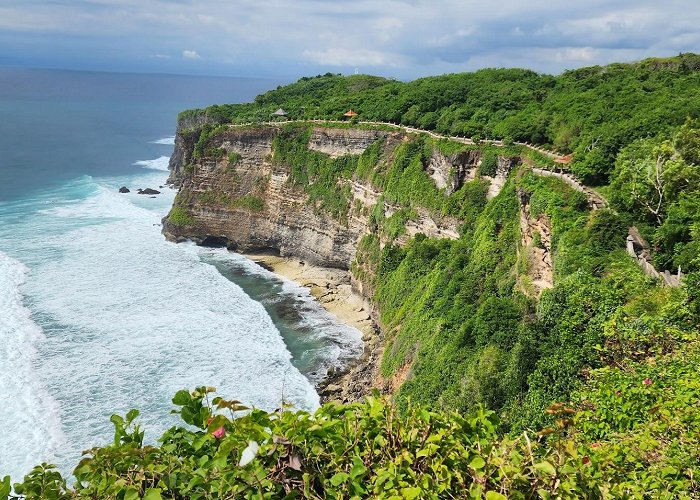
{"left": 244, "top": 252, "right": 389, "bottom": 403}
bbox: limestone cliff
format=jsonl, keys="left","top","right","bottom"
{"left": 167, "top": 112, "right": 219, "bottom": 186}
{"left": 163, "top": 125, "right": 465, "bottom": 270}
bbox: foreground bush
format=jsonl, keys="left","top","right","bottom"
{"left": 3, "top": 368, "right": 698, "bottom": 499}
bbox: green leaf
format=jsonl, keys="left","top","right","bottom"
{"left": 486, "top": 491, "right": 507, "bottom": 500}
{"left": 400, "top": 487, "right": 422, "bottom": 499}
{"left": 330, "top": 472, "right": 349, "bottom": 486}
{"left": 126, "top": 409, "right": 140, "bottom": 425}
{"left": 211, "top": 453, "right": 228, "bottom": 469}
{"left": 143, "top": 488, "right": 163, "bottom": 500}
{"left": 0, "top": 476, "right": 11, "bottom": 499}
{"left": 485, "top": 492, "right": 507, "bottom": 500}
{"left": 186, "top": 476, "right": 204, "bottom": 491}
{"left": 123, "top": 487, "right": 139, "bottom": 500}
{"left": 469, "top": 456, "right": 486, "bottom": 470}
{"left": 193, "top": 433, "right": 210, "bottom": 452}
{"left": 110, "top": 414, "right": 124, "bottom": 426}
{"left": 350, "top": 457, "right": 367, "bottom": 478}
{"left": 172, "top": 390, "right": 192, "bottom": 406}
{"left": 534, "top": 461, "right": 557, "bottom": 476}
{"left": 180, "top": 406, "right": 196, "bottom": 425}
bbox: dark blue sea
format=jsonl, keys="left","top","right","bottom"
{"left": 0, "top": 68, "right": 361, "bottom": 479}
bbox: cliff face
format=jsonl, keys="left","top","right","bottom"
{"left": 307, "top": 127, "right": 388, "bottom": 157}
{"left": 163, "top": 125, "right": 467, "bottom": 271}
{"left": 164, "top": 127, "right": 381, "bottom": 268}
{"left": 167, "top": 112, "right": 218, "bottom": 186}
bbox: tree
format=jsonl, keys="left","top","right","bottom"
{"left": 610, "top": 137, "right": 699, "bottom": 224}
{"left": 675, "top": 118, "right": 700, "bottom": 165}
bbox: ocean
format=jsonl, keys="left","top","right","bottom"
{"left": 0, "top": 68, "right": 362, "bottom": 480}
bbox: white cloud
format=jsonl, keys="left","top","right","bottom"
{"left": 0, "top": 0, "right": 699, "bottom": 78}
{"left": 182, "top": 49, "right": 201, "bottom": 60}
{"left": 554, "top": 47, "right": 598, "bottom": 63}
{"left": 302, "top": 47, "right": 393, "bottom": 66}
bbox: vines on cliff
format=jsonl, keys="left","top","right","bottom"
{"left": 354, "top": 165, "right": 697, "bottom": 435}
{"left": 271, "top": 126, "right": 360, "bottom": 222}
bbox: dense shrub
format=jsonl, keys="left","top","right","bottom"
{"left": 4, "top": 380, "right": 697, "bottom": 499}
{"left": 166, "top": 206, "right": 195, "bottom": 226}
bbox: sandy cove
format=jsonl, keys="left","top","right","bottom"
{"left": 244, "top": 252, "right": 388, "bottom": 402}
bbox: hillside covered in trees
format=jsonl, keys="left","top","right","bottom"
{"left": 183, "top": 53, "right": 700, "bottom": 186}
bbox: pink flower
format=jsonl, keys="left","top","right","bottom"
{"left": 643, "top": 378, "right": 652, "bottom": 386}
{"left": 212, "top": 427, "right": 226, "bottom": 439}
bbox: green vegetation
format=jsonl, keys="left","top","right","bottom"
{"left": 477, "top": 149, "right": 498, "bottom": 177}
{"left": 352, "top": 162, "right": 698, "bottom": 436}
{"left": 198, "top": 190, "right": 232, "bottom": 205}
{"left": 192, "top": 124, "right": 229, "bottom": 160}
{"left": 270, "top": 124, "right": 490, "bottom": 223}
{"left": 180, "top": 53, "right": 700, "bottom": 184}
{"left": 383, "top": 208, "right": 416, "bottom": 242}
{"left": 4, "top": 379, "right": 698, "bottom": 498}
{"left": 178, "top": 116, "right": 699, "bottom": 437}
{"left": 609, "top": 119, "right": 700, "bottom": 272}
{"left": 166, "top": 206, "right": 195, "bottom": 226}
{"left": 232, "top": 194, "right": 264, "bottom": 212}
{"left": 228, "top": 151, "right": 242, "bottom": 165}
{"left": 271, "top": 126, "right": 358, "bottom": 221}
{"left": 196, "top": 191, "right": 263, "bottom": 212}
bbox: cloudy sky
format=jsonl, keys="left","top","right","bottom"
{"left": 1, "top": 0, "right": 699, "bottom": 80}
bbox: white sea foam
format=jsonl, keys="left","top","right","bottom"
{"left": 0, "top": 252, "right": 66, "bottom": 479}
{"left": 200, "top": 250, "right": 364, "bottom": 384}
{"left": 151, "top": 136, "right": 175, "bottom": 145}
{"left": 3, "top": 177, "right": 319, "bottom": 476}
{"left": 133, "top": 156, "right": 170, "bottom": 171}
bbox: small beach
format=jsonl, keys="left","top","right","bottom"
{"left": 243, "top": 253, "right": 388, "bottom": 401}
{"left": 244, "top": 253, "right": 376, "bottom": 339}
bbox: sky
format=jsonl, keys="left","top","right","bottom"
{"left": 0, "top": 0, "right": 699, "bottom": 80}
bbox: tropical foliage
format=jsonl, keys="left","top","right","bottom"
{"left": 609, "top": 119, "right": 700, "bottom": 272}
{"left": 3, "top": 376, "right": 698, "bottom": 498}
{"left": 179, "top": 54, "right": 700, "bottom": 184}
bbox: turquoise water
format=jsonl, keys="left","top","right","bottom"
{"left": 0, "top": 69, "right": 362, "bottom": 480}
